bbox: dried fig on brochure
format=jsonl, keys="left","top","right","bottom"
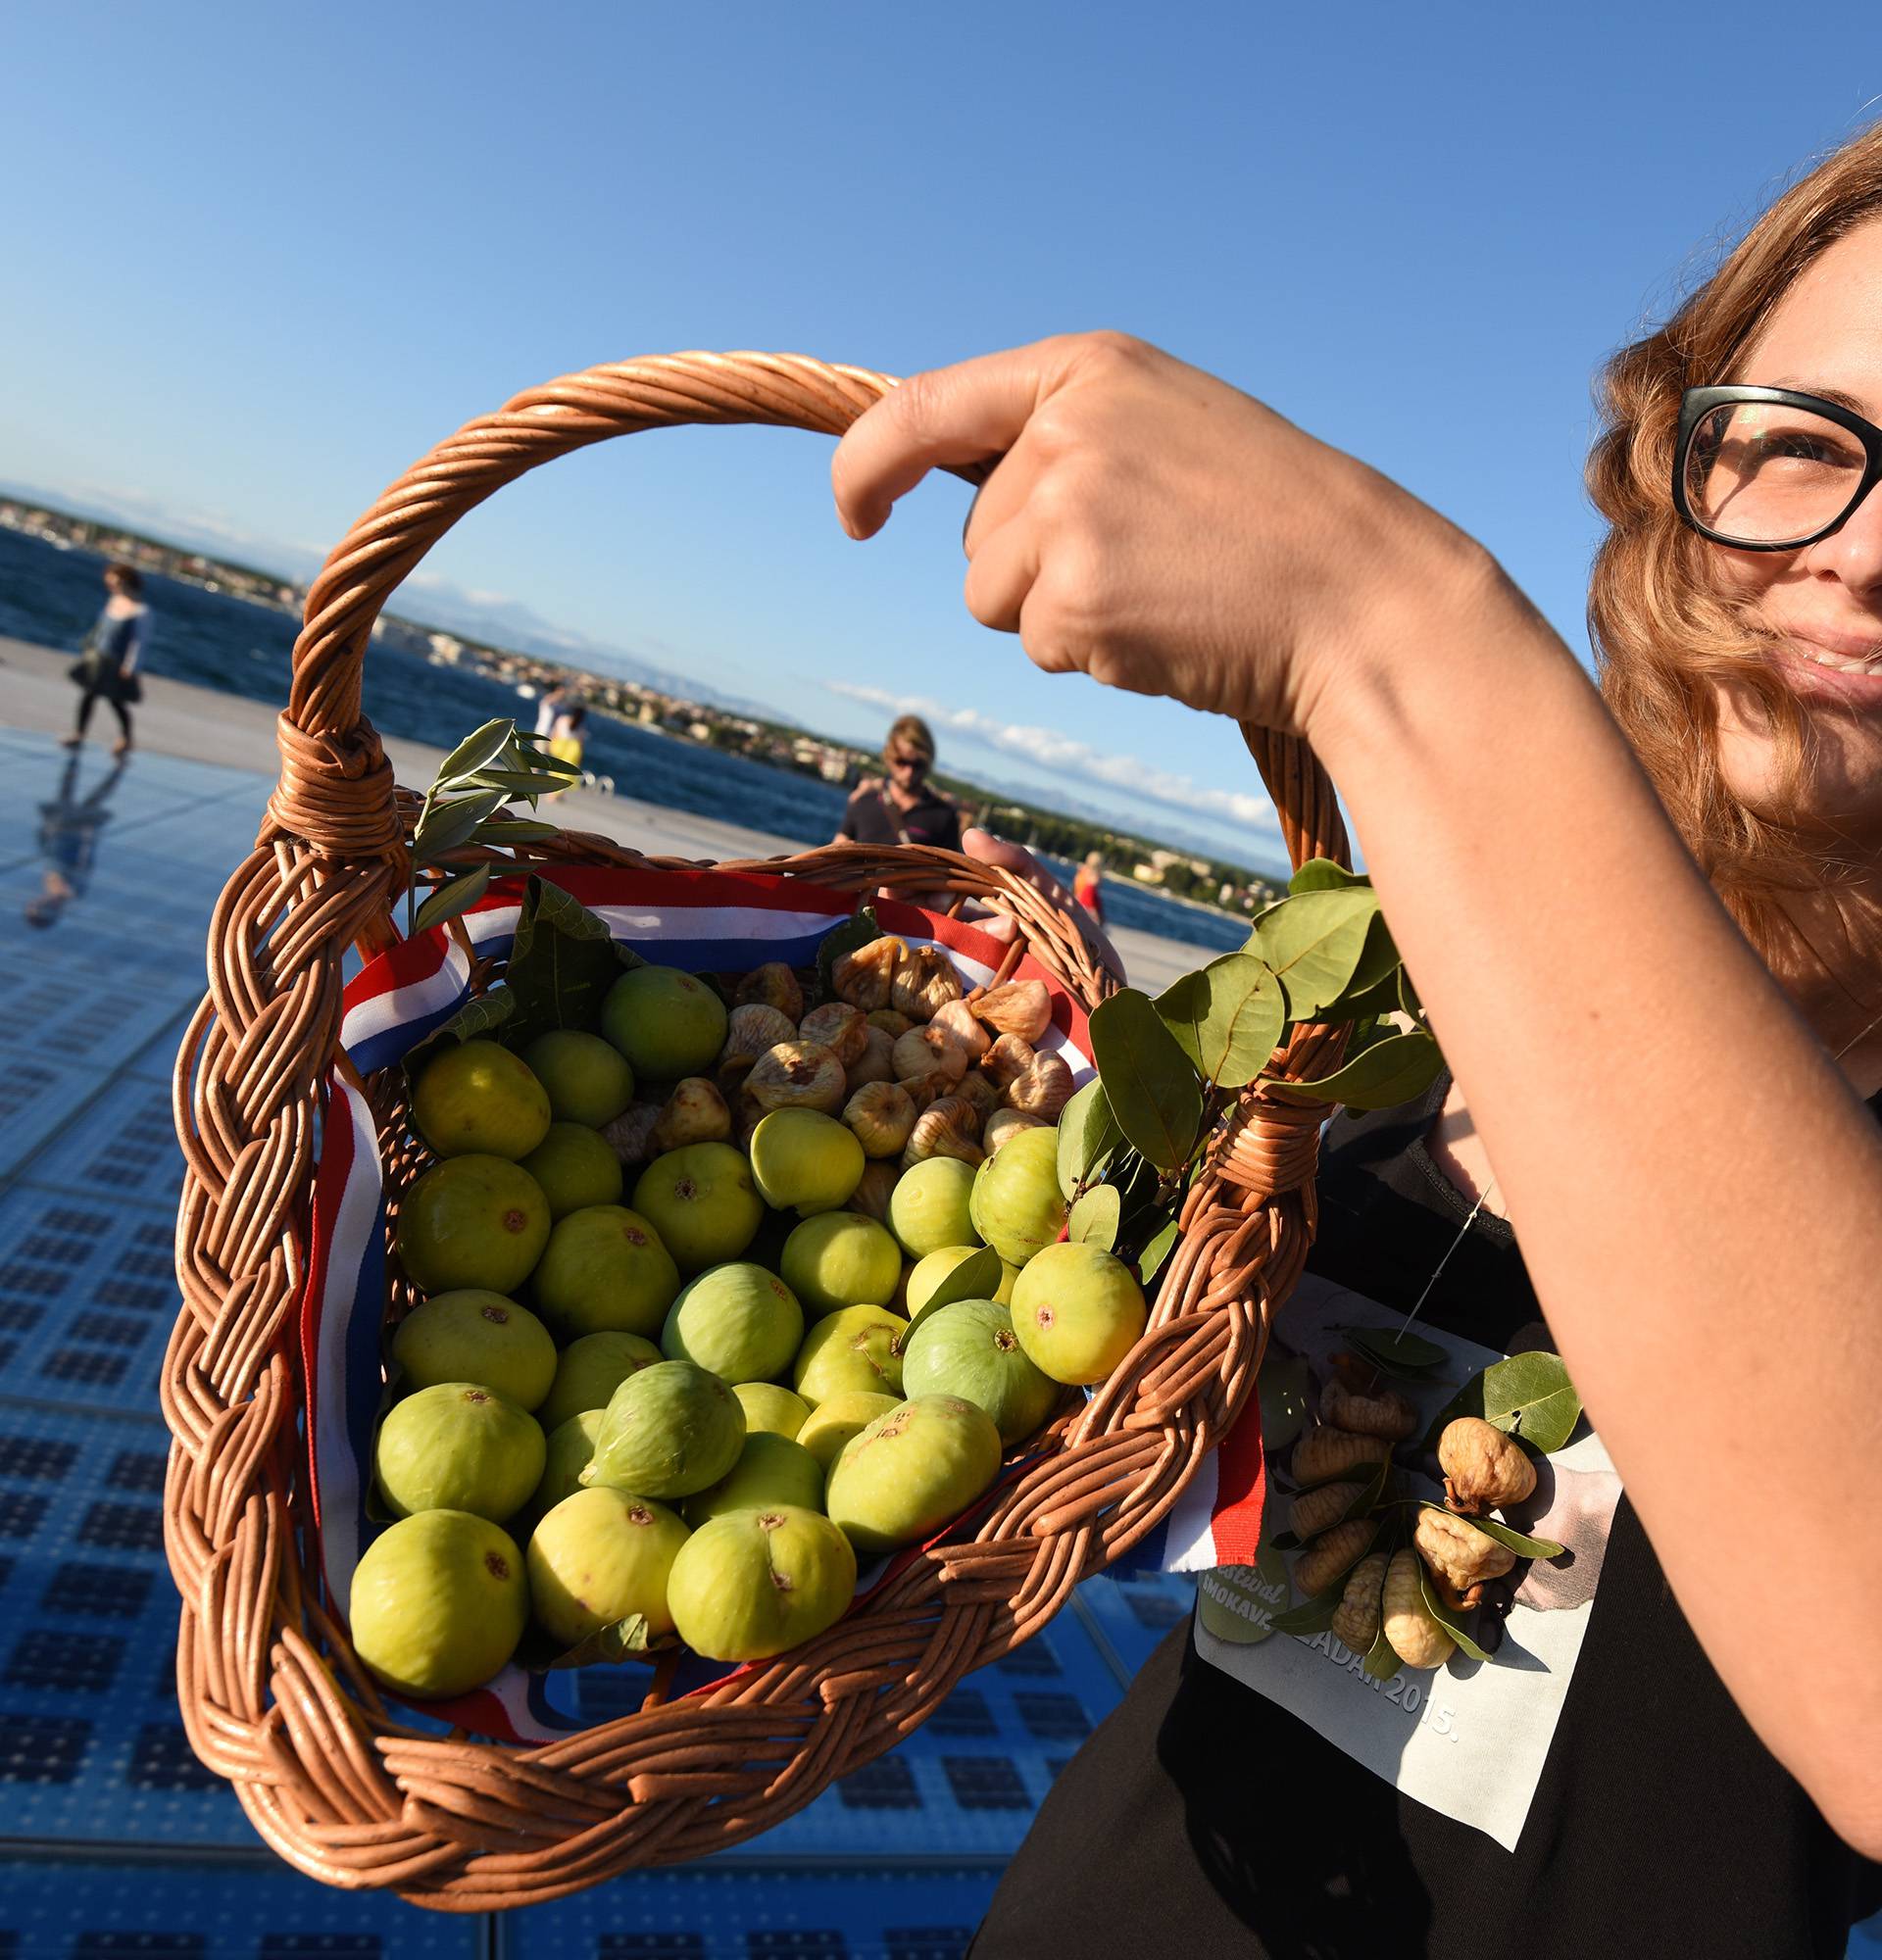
{"left": 842, "top": 1081, "right": 917, "bottom": 1160}
{"left": 832, "top": 937, "right": 905, "bottom": 1014}
{"left": 744, "top": 1041, "right": 847, "bottom": 1115}
{"left": 736, "top": 962, "right": 805, "bottom": 1023}
{"left": 1288, "top": 1480, "right": 1360, "bottom": 1543}
{"left": 902, "top": 1097, "right": 985, "bottom": 1172}
{"left": 1383, "top": 1547, "right": 1457, "bottom": 1669}
{"left": 1331, "top": 1551, "right": 1389, "bottom": 1654}
{"left": 1437, "top": 1415, "right": 1538, "bottom": 1514}
{"left": 892, "top": 946, "right": 964, "bottom": 1021}
{"left": 1413, "top": 1505, "right": 1516, "bottom": 1604}
{"left": 970, "top": 978, "right": 1054, "bottom": 1044}
{"left": 1290, "top": 1424, "right": 1392, "bottom": 1488}
{"left": 1319, "top": 1376, "right": 1418, "bottom": 1442}
{"left": 1294, "top": 1518, "right": 1379, "bottom": 1597}
{"left": 799, "top": 1002, "right": 868, "bottom": 1069}
{"left": 651, "top": 1078, "right": 733, "bottom": 1152}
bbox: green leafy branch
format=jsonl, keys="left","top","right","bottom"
{"left": 1060, "top": 858, "right": 1445, "bottom": 1287}
{"left": 406, "top": 718, "right": 582, "bottom": 936}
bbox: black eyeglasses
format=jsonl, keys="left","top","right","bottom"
{"left": 888, "top": 751, "right": 930, "bottom": 776}
{"left": 1674, "top": 384, "right": 1882, "bottom": 550}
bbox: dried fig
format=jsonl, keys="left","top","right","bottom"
{"left": 1319, "top": 1377, "right": 1418, "bottom": 1442}
{"left": 981, "top": 1033, "right": 1036, "bottom": 1092}
{"left": 600, "top": 1102, "right": 663, "bottom": 1168}
{"left": 1291, "top": 1425, "right": 1392, "bottom": 1488}
{"left": 651, "top": 1077, "right": 733, "bottom": 1152}
{"left": 832, "top": 937, "right": 905, "bottom": 1014}
{"left": 847, "top": 1024, "right": 897, "bottom": 1088}
{"left": 743, "top": 1041, "right": 847, "bottom": 1115}
{"left": 1413, "top": 1505, "right": 1516, "bottom": 1604}
{"left": 893, "top": 1025, "right": 968, "bottom": 1087}
{"left": 800, "top": 1002, "right": 868, "bottom": 1069}
{"left": 1294, "top": 1518, "right": 1378, "bottom": 1597}
{"left": 954, "top": 1068, "right": 1004, "bottom": 1120}
{"left": 1288, "top": 1480, "right": 1360, "bottom": 1542}
{"left": 901, "top": 1096, "right": 985, "bottom": 1171}
{"left": 845, "top": 1159, "right": 900, "bottom": 1223}
{"left": 867, "top": 1009, "right": 914, "bottom": 1039}
{"left": 891, "top": 946, "right": 964, "bottom": 1021}
{"left": 1331, "top": 1551, "right": 1389, "bottom": 1654}
{"left": 930, "top": 999, "right": 991, "bottom": 1063}
{"left": 718, "top": 1004, "right": 799, "bottom": 1087}
{"left": 982, "top": 1107, "right": 1049, "bottom": 1154}
{"left": 1438, "top": 1416, "right": 1538, "bottom": 1514}
{"left": 970, "top": 978, "right": 1053, "bottom": 1044}
{"left": 843, "top": 1081, "right": 917, "bottom": 1160}
{"left": 730, "top": 1091, "right": 765, "bottom": 1150}
{"left": 735, "top": 962, "right": 805, "bottom": 1022}
{"left": 1383, "top": 1546, "right": 1457, "bottom": 1668}
{"left": 1004, "top": 1049, "right": 1072, "bottom": 1120}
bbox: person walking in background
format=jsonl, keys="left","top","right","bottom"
{"left": 64, "top": 561, "right": 149, "bottom": 756}
{"left": 533, "top": 677, "right": 577, "bottom": 738}
{"left": 834, "top": 712, "right": 965, "bottom": 852}
{"left": 546, "top": 702, "right": 587, "bottom": 794}
{"left": 1072, "top": 849, "right": 1106, "bottom": 925}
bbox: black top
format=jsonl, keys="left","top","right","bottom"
{"left": 836, "top": 781, "right": 964, "bottom": 853}
{"left": 971, "top": 1075, "right": 1882, "bottom": 1959}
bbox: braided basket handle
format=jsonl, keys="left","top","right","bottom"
{"left": 274, "top": 351, "right": 1346, "bottom": 875}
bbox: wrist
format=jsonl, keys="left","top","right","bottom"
{"left": 1298, "top": 523, "right": 1575, "bottom": 784}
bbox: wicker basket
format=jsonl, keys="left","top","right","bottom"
{"left": 163, "top": 353, "right": 1350, "bottom": 1907}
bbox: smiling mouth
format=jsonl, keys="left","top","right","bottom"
{"left": 1789, "top": 638, "right": 1882, "bottom": 676}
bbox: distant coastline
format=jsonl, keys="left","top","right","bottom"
{"left": 1, "top": 494, "right": 1283, "bottom": 921}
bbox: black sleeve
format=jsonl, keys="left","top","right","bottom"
{"left": 836, "top": 789, "right": 865, "bottom": 841}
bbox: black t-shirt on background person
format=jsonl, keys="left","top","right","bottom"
{"left": 836, "top": 780, "right": 964, "bottom": 853}
{"left": 969, "top": 1075, "right": 1882, "bottom": 1960}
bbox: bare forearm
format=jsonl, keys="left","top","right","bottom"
{"left": 1315, "top": 549, "right": 1882, "bottom": 1847}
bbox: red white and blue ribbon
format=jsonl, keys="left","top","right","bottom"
{"left": 299, "top": 861, "right": 1248, "bottom": 1742}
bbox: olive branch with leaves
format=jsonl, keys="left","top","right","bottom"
{"left": 406, "top": 717, "right": 584, "bottom": 935}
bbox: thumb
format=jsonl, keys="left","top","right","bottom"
{"left": 832, "top": 336, "right": 1088, "bottom": 539}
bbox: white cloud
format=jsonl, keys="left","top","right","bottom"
{"left": 823, "top": 681, "right": 1281, "bottom": 836}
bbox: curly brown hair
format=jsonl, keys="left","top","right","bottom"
{"left": 1587, "top": 121, "right": 1882, "bottom": 970}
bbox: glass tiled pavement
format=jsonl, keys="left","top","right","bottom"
{"left": 0, "top": 726, "right": 1200, "bottom": 1959}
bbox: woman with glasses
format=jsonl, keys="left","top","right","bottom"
{"left": 833, "top": 711, "right": 965, "bottom": 852}
{"left": 834, "top": 123, "right": 1882, "bottom": 1956}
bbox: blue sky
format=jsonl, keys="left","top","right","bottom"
{"left": 3, "top": 2, "right": 1879, "bottom": 863}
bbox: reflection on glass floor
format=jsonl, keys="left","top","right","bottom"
{"left": 0, "top": 726, "right": 1199, "bottom": 1959}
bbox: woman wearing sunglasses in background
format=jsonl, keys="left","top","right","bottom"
{"left": 832, "top": 710, "right": 966, "bottom": 853}
{"left": 834, "top": 122, "right": 1882, "bottom": 1958}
